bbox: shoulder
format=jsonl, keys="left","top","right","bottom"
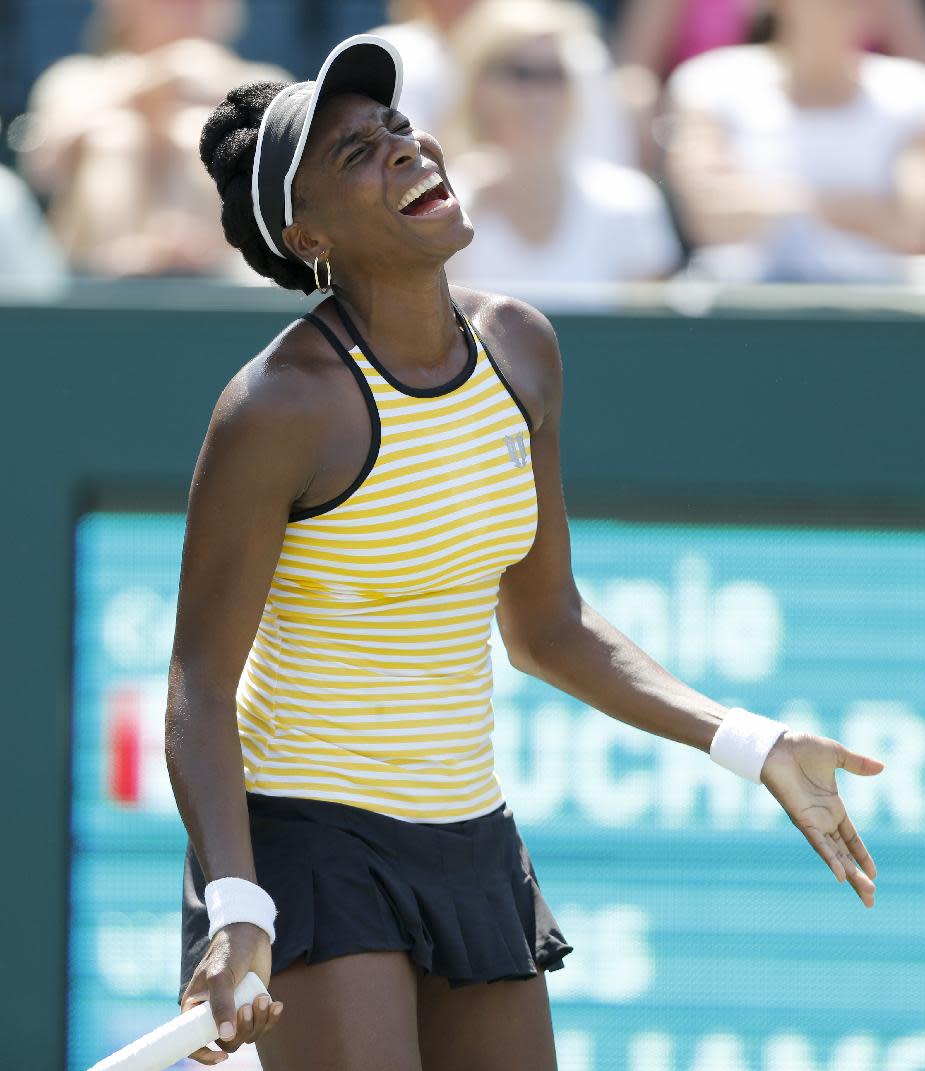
{"left": 861, "top": 53, "right": 925, "bottom": 112}
{"left": 668, "top": 44, "right": 773, "bottom": 109}
{"left": 207, "top": 315, "right": 342, "bottom": 446}
{"left": 453, "top": 287, "right": 559, "bottom": 365}
{"left": 451, "top": 286, "right": 561, "bottom": 431}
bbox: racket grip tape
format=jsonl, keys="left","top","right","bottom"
{"left": 86, "top": 971, "right": 269, "bottom": 1071}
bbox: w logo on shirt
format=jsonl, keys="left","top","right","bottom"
{"left": 504, "top": 432, "right": 528, "bottom": 469}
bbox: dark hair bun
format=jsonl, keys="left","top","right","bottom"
{"left": 200, "top": 81, "right": 317, "bottom": 294}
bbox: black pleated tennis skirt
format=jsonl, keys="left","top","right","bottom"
{"left": 178, "top": 792, "right": 573, "bottom": 1001}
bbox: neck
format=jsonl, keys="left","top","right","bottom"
{"left": 775, "top": 30, "right": 860, "bottom": 106}
{"left": 330, "top": 266, "right": 461, "bottom": 371}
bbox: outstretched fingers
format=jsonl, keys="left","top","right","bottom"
{"left": 828, "top": 829, "right": 876, "bottom": 908}
{"left": 832, "top": 741, "right": 881, "bottom": 896}
{"left": 839, "top": 813, "right": 877, "bottom": 880}
{"left": 800, "top": 822, "right": 847, "bottom": 883}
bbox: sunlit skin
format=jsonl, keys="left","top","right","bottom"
{"left": 283, "top": 93, "right": 473, "bottom": 314}
{"left": 169, "top": 87, "right": 886, "bottom": 1068}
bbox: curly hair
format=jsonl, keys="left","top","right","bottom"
{"left": 199, "top": 80, "right": 318, "bottom": 295}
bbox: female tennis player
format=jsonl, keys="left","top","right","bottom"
{"left": 165, "top": 33, "right": 885, "bottom": 1069}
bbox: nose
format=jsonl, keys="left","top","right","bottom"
{"left": 387, "top": 133, "right": 421, "bottom": 169}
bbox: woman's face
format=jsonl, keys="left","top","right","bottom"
{"left": 470, "top": 34, "right": 573, "bottom": 157}
{"left": 284, "top": 92, "right": 474, "bottom": 276}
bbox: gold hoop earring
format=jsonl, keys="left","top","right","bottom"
{"left": 313, "top": 254, "right": 332, "bottom": 294}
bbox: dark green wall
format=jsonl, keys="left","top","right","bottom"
{"left": 2, "top": 293, "right": 923, "bottom": 1067}
{"left": 554, "top": 312, "right": 924, "bottom": 521}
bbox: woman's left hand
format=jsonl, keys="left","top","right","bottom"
{"left": 759, "top": 731, "right": 885, "bottom": 908}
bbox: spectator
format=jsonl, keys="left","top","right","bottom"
{"left": 615, "top": 0, "right": 925, "bottom": 82}
{"left": 664, "top": 0, "right": 925, "bottom": 283}
{"left": 613, "top": 0, "right": 925, "bottom": 169}
{"left": 373, "top": 0, "right": 637, "bottom": 167}
{"left": 0, "top": 164, "right": 68, "bottom": 300}
{"left": 614, "top": 0, "right": 762, "bottom": 169}
{"left": 18, "top": 0, "right": 290, "bottom": 278}
{"left": 445, "top": 0, "right": 680, "bottom": 307}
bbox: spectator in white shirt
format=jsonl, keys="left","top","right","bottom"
{"left": 664, "top": 0, "right": 925, "bottom": 283}
{"left": 444, "top": 0, "right": 681, "bottom": 308}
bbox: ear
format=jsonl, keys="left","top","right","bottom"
{"left": 281, "top": 220, "right": 331, "bottom": 265}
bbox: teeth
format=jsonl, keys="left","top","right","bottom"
{"left": 398, "top": 171, "right": 443, "bottom": 211}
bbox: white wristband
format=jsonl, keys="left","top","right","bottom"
{"left": 709, "top": 707, "right": 789, "bottom": 783}
{"left": 205, "top": 877, "right": 277, "bottom": 944}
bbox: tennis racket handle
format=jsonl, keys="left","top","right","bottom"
{"left": 87, "top": 972, "right": 269, "bottom": 1071}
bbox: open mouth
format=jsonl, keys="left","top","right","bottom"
{"left": 399, "top": 173, "right": 452, "bottom": 217}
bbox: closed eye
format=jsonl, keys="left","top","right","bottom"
{"left": 344, "top": 122, "right": 414, "bottom": 167}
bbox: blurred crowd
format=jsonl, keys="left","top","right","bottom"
{"left": 5, "top": 0, "right": 925, "bottom": 303}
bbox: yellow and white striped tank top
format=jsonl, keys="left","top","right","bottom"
{"left": 236, "top": 300, "right": 537, "bottom": 822}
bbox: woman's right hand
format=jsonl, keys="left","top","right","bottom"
{"left": 180, "top": 922, "right": 284, "bottom": 1064}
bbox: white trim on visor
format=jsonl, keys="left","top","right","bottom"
{"left": 250, "top": 34, "right": 404, "bottom": 262}
{"left": 250, "top": 83, "right": 295, "bottom": 260}
{"left": 283, "top": 34, "right": 404, "bottom": 228}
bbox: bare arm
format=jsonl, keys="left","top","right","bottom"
{"left": 664, "top": 110, "right": 807, "bottom": 246}
{"left": 164, "top": 347, "right": 319, "bottom": 1059}
{"left": 816, "top": 134, "right": 925, "bottom": 255}
{"left": 495, "top": 303, "right": 883, "bottom": 906}
{"left": 495, "top": 304, "right": 726, "bottom": 753}
{"left": 667, "top": 109, "right": 925, "bottom": 253}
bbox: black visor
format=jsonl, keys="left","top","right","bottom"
{"left": 251, "top": 35, "right": 403, "bottom": 262}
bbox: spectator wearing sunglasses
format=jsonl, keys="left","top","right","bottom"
{"left": 444, "top": 0, "right": 680, "bottom": 308}
{"left": 374, "top": 0, "right": 637, "bottom": 171}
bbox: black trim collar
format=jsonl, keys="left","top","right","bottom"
{"left": 288, "top": 311, "right": 382, "bottom": 522}
{"left": 333, "top": 298, "right": 478, "bottom": 398}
